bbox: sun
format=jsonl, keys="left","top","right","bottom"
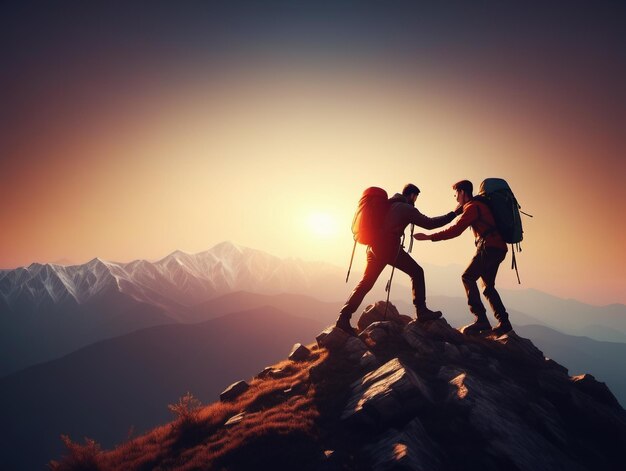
{"left": 307, "top": 212, "right": 339, "bottom": 238}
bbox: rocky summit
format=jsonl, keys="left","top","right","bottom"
{"left": 51, "top": 301, "right": 626, "bottom": 471}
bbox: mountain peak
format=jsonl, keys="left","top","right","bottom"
{"left": 210, "top": 240, "right": 242, "bottom": 251}
{"left": 51, "top": 301, "right": 626, "bottom": 470}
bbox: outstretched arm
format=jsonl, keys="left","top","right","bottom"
{"left": 409, "top": 207, "right": 457, "bottom": 230}
{"left": 414, "top": 204, "right": 478, "bottom": 241}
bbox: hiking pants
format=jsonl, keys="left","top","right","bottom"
{"left": 340, "top": 243, "right": 426, "bottom": 317}
{"left": 462, "top": 246, "right": 508, "bottom": 321}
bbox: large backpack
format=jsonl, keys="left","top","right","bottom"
{"left": 475, "top": 178, "right": 531, "bottom": 283}
{"left": 345, "top": 187, "right": 390, "bottom": 283}
{"left": 351, "top": 187, "right": 390, "bottom": 245}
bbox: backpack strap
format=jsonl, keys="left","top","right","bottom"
{"left": 474, "top": 203, "right": 498, "bottom": 245}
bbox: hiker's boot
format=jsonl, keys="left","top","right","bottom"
{"left": 462, "top": 314, "right": 492, "bottom": 335}
{"left": 416, "top": 305, "right": 443, "bottom": 322}
{"left": 491, "top": 317, "right": 513, "bottom": 336}
{"left": 335, "top": 313, "right": 357, "bottom": 336}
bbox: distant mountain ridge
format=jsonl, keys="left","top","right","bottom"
{"left": 0, "top": 242, "right": 346, "bottom": 376}
{"left": 2, "top": 241, "right": 625, "bottom": 378}
{"left": 0, "top": 241, "right": 343, "bottom": 313}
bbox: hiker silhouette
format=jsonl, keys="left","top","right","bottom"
{"left": 336, "top": 184, "right": 458, "bottom": 335}
{"left": 413, "top": 179, "right": 513, "bottom": 336}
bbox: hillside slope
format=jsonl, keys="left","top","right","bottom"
{"left": 0, "top": 307, "right": 323, "bottom": 471}
{"left": 50, "top": 304, "right": 626, "bottom": 471}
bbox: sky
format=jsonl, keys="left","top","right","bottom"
{"left": 1, "top": 1, "right": 625, "bottom": 305}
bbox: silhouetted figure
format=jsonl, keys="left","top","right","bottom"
{"left": 414, "top": 180, "right": 512, "bottom": 335}
{"left": 336, "top": 184, "right": 457, "bottom": 335}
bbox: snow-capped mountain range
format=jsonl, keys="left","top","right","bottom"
{"left": 0, "top": 241, "right": 345, "bottom": 377}
{"left": 0, "top": 241, "right": 343, "bottom": 314}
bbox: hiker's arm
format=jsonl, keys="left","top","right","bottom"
{"left": 427, "top": 205, "right": 478, "bottom": 241}
{"left": 410, "top": 208, "right": 456, "bottom": 230}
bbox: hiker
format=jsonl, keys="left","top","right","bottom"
{"left": 336, "top": 184, "right": 458, "bottom": 335}
{"left": 413, "top": 180, "right": 512, "bottom": 335}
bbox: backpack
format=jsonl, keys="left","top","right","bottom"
{"left": 345, "top": 187, "right": 390, "bottom": 283}
{"left": 475, "top": 178, "right": 532, "bottom": 283}
{"left": 351, "top": 187, "right": 390, "bottom": 245}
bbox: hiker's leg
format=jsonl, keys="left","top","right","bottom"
{"left": 480, "top": 248, "right": 508, "bottom": 321}
{"left": 392, "top": 250, "right": 425, "bottom": 308}
{"left": 462, "top": 251, "right": 487, "bottom": 317}
{"left": 340, "top": 248, "right": 386, "bottom": 317}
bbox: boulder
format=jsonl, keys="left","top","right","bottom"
{"left": 359, "top": 351, "right": 380, "bottom": 370}
{"left": 316, "top": 326, "right": 350, "bottom": 351}
{"left": 443, "top": 371, "right": 582, "bottom": 470}
{"left": 288, "top": 343, "right": 311, "bottom": 362}
{"left": 343, "top": 336, "right": 369, "bottom": 360}
{"left": 357, "top": 301, "right": 412, "bottom": 331}
{"left": 359, "top": 321, "right": 404, "bottom": 347}
{"left": 403, "top": 324, "right": 439, "bottom": 356}
{"left": 411, "top": 318, "right": 464, "bottom": 343}
{"left": 571, "top": 374, "right": 621, "bottom": 408}
{"left": 220, "top": 380, "right": 249, "bottom": 402}
{"left": 342, "top": 358, "right": 433, "bottom": 425}
{"left": 494, "top": 331, "right": 545, "bottom": 364}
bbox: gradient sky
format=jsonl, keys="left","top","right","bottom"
{"left": 1, "top": 1, "right": 625, "bottom": 305}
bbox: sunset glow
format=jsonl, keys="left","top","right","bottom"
{"left": 1, "top": 2, "right": 624, "bottom": 305}
{"left": 307, "top": 212, "right": 339, "bottom": 238}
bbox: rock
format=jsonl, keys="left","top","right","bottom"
{"left": 365, "top": 418, "right": 444, "bottom": 471}
{"left": 494, "top": 331, "right": 545, "bottom": 364}
{"left": 444, "top": 372, "right": 584, "bottom": 470}
{"left": 342, "top": 358, "right": 433, "bottom": 425}
{"left": 544, "top": 357, "right": 568, "bottom": 374}
{"left": 458, "top": 344, "right": 471, "bottom": 356}
{"left": 224, "top": 412, "right": 246, "bottom": 427}
{"left": 443, "top": 342, "right": 461, "bottom": 361}
{"left": 571, "top": 374, "right": 621, "bottom": 408}
{"left": 359, "top": 351, "right": 380, "bottom": 369}
{"left": 359, "top": 321, "right": 403, "bottom": 347}
{"left": 342, "top": 336, "right": 369, "bottom": 361}
{"left": 255, "top": 367, "right": 273, "bottom": 379}
{"left": 357, "top": 301, "right": 411, "bottom": 331}
{"left": 316, "top": 326, "right": 350, "bottom": 351}
{"left": 437, "top": 366, "right": 465, "bottom": 382}
{"left": 403, "top": 323, "right": 441, "bottom": 356}
{"left": 220, "top": 380, "right": 249, "bottom": 402}
{"left": 288, "top": 343, "right": 311, "bottom": 362}
{"left": 410, "top": 318, "right": 464, "bottom": 343}
{"left": 256, "top": 367, "right": 288, "bottom": 379}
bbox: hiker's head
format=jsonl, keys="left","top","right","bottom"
{"left": 453, "top": 180, "right": 473, "bottom": 204}
{"left": 402, "top": 183, "right": 420, "bottom": 204}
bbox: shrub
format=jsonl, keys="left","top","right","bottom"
{"left": 49, "top": 435, "right": 102, "bottom": 471}
{"left": 168, "top": 392, "right": 203, "bottom": 427}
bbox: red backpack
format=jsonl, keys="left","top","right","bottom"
{"left": 351, "top": 187, "right": 390, "bottom": 245}
{"left": 346, "top": 187, "right": 390, "bottom": 282}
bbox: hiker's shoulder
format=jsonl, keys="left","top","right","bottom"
{"left": 388, "top": 193, "right": 408, "bottom": 205}
{"left": 463, "top": 200, "right": 483, "bottom": 216}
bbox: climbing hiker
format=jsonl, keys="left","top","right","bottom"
{"left": 336, "top": 183, "right": 458, "bottom": 335}
{"left": 413, "top": 180, "right": 513, "bottom": 336}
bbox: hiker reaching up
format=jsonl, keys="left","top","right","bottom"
{"left": 336, "top": 183, "right": 458, "bottom": 335}
{"left": 413, "top": 180, "right": 513, "bottom": 336}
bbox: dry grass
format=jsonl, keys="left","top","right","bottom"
{"left": 51, "top": 344, "right": 328, "bottom": 470}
